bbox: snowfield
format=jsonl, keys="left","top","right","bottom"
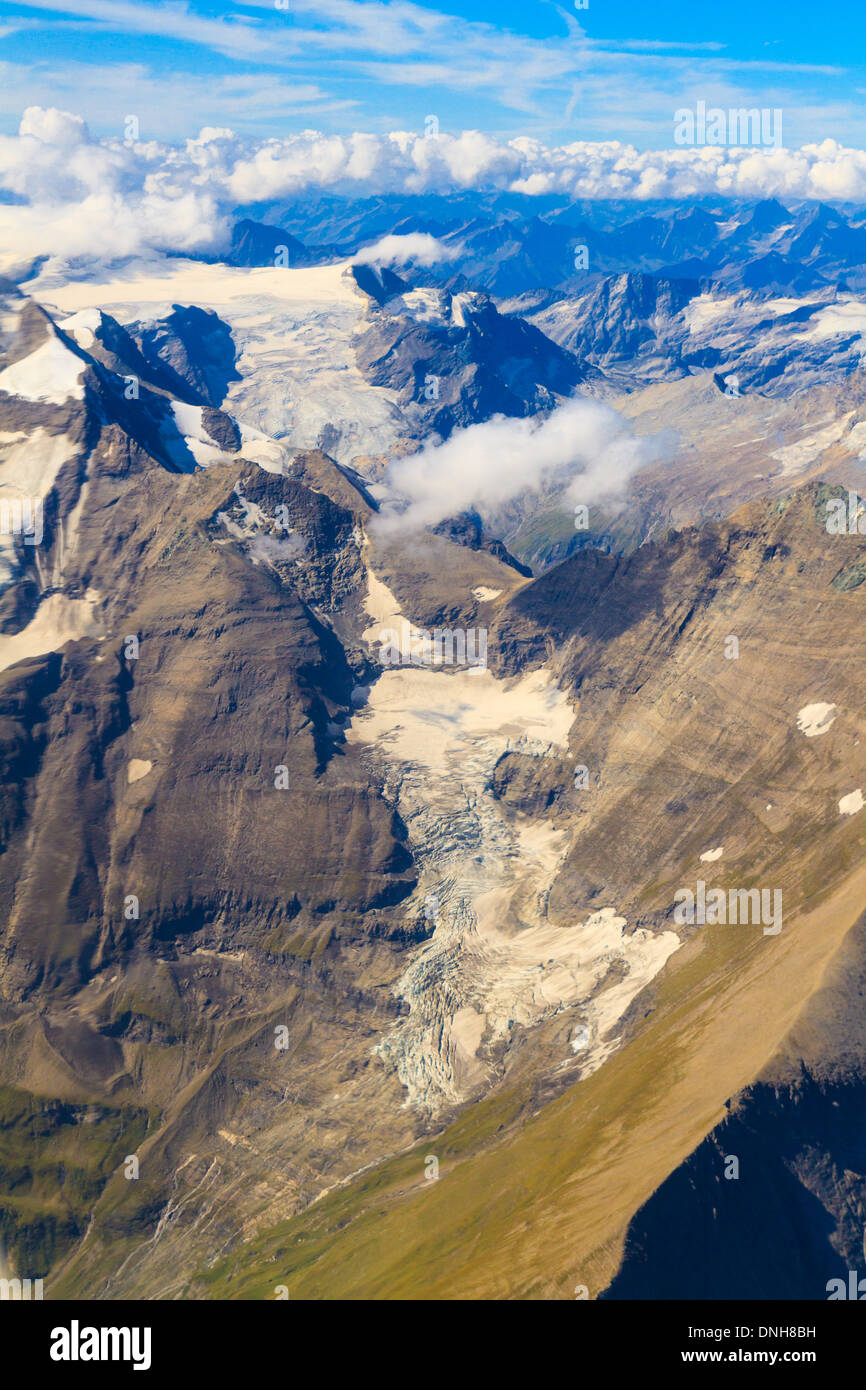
{"left": 33, "top": 258, "right": 408, "bottom": 465}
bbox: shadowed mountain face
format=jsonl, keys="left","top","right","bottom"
{"left": 127, "top": 305, "right": 241, "bottom": 408}
{"left": 0, "top": 454, "right": 416, "bottom": 996}
{"left": 603, "top": 915, "right": 866, "bottom": 1301}
{"left": 349, "top": 269, "right": 588, "bottom": 438}
{"left": 226, "top": 220, "right": 309, "bottom": 269}
{"left": 601, "top": 1071, "right": 866, "bottom": 1300}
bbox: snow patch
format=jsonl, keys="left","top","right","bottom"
{"left": 472, "top": 586, "right": 502, "bottom": 602}
{"left": 805, "top": 300, "right": 866, "bottom": 348}
{"left": 451, "top": 293, "right": 471, "bottom": 328}
{"left": 59, "top": 308, "right": 102, "bottom": 350}
{"left": 844, "top": 421, "right": 866, "bottom": 460}
{"left": 0, "top": 427, "right": 75, "bottom": 497}
{"left": 796, "top": 702, "right": 837, "bottom": 737}
{"left": 682, "top": 294, "right": 739, "bottom": 332}
{"left": 166, "top": 401, "right": 234, "bottom": 469}
{"left": 839, "top": 789, "right": 864, "bottom": 816}
{"left": 127, "top": 759, "right": 153, "bottom": 785}
{"left": 0, "top": 590, "right": 101, "bottom": 672}
{"left": 399, "top": 288, "right": 451, "bottom": 326}
{"left": 0, "top": 334, "right": 86, "bottom": 405}
{"left": 237, "top": 422, "right": 288, "bottom": 474}
{"left": 700, "top": 846, "right": 724, "bottom": 862}
{"left": 770, "top": 416, "right": 853, "bottom": 476}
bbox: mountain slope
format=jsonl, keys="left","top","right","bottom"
{"left": 12, "top": 478, "right": 864, "bottom": 1298}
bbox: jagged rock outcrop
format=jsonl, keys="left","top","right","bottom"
{"left": 351, "top": 278, "right": 587, "bottom": 438}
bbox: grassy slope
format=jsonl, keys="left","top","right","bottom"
{"left": 192, "top": 857, "right": 866, "bottom": 1300}
{"left": 0, "top": 1087, "right": 150, "bottom": 1275}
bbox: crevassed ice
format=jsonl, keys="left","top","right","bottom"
{"left": 349, "top": 567, "right": 680, "bottom": 1112}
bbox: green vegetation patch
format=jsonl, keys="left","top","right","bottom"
{"left": 831, "top": 559, "right": 866, "bottom": 592}
{"left": 0, "top": 1085, "right": 150, "bottom": 1275}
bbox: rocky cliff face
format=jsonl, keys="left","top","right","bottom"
{"left": 349, "top": 270, "right": 587, "bottom": 439}
{"left": 0, "top": 293, "right": 425, "bottom": 1282}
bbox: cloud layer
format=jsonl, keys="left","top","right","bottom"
{"left": 3, "top": 108, "right": 866, "bottom": 269}
{"left": 375, "top": 397, "right": 668, "bottom": 533}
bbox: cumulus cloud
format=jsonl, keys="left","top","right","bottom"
{"left": 0, "top": 108, "right": 230, "bottom": 268}
{"left": 4, "top": 107, "right": 866, "bottom": 270}
{"left": 353, "top": 233, "right": 457, "bottom": 267}
{"left": 374, "top": 397, "right": 667, "bottom": 533}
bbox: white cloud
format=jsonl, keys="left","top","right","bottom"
{"left": 0, "top": 108, "right": 229, "bottom": 266}
{"left": 4, "top": 108, "right": 866, "bottom": 270}
{"left": 9, "top": 0, "right": 275, "bottom": 59}
{"left": 374, "top": 397, "right": 667, "bottom": 533}
{"left": 353, "top": 233, "right": 456, "bottom": 267}
{"left": 4, "top": 0, "right": 856, "bottom": 144}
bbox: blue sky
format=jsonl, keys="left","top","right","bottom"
{"left": 0, "top": 0, "right": 863, "bottom": 147}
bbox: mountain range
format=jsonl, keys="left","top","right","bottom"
{"left": 2, "top": 192, "right": 866, "bottom": 1302}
